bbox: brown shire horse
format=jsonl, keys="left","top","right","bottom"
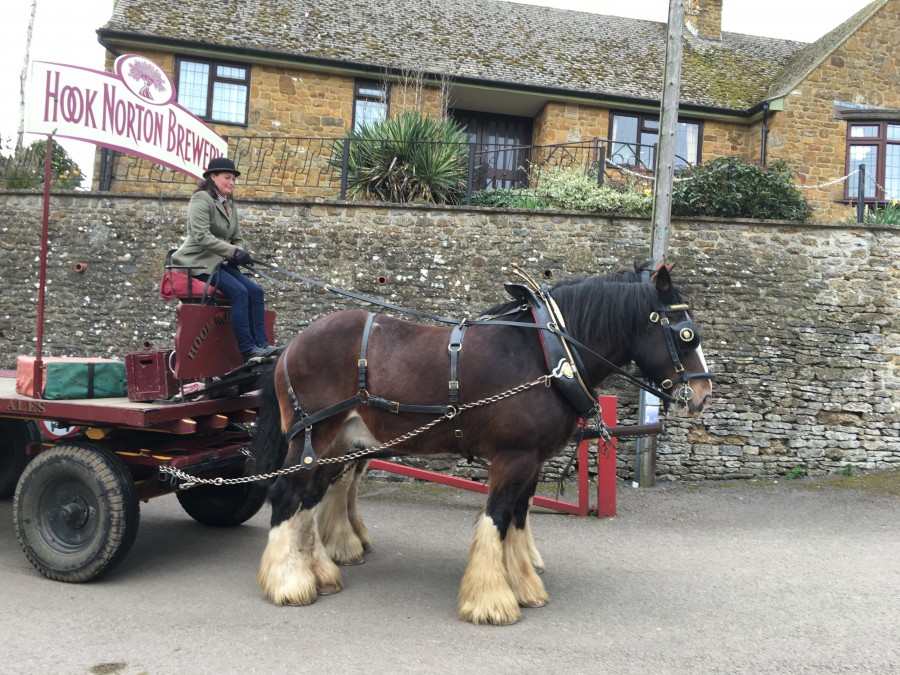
{"left": 254, "top": 264, "right": 713, "bottom": 624}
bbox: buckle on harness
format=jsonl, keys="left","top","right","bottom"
{"left": 551, "top": 358, "right": 575, "bottom": 379}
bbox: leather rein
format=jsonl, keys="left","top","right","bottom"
{"left": 249, "top": 258, "right": 692, "bottom": 405}
{"left": 248, "top": 259, "right": 714, "bottom": 467}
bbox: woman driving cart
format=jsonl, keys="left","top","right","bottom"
{"left": 171, "top": 157, "right": 277, "bottom": 363}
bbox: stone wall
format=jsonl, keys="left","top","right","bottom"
{"left": 1, "top": 191, "right": 897, "bottom": 481}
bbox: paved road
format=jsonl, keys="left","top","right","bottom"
{"left": 1, "top": 473, "right": 898, "bottom": 674}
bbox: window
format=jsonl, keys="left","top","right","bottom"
{"left": 608, "top": 112, "right": 701, "bottom": 171}
{"left": 176, "top": 57, "right": 249, "bottom": 125}
{"left": 353, "top": 80, "right": 389, "bottom": 131}
{"left": 846, "top": 122, "right": 900, "bottom": 200}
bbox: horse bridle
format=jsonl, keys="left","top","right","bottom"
{"left": 651, "top": 303, "right": 716, "bottom": 406}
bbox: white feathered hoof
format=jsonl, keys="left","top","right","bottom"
{"left": 257, "top": 520, "right": 320, "bottom": 606}
{"left": 457, "top": 514, "right": 521, "bottom": 625}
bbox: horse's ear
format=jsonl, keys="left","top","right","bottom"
{"left": 654, "top": 263, "right": 673, "bottom": 294}
{"left": 648, "top": 260, "right": 675, "bottom": 283}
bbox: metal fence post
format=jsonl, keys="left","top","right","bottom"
{"left": 857, "top": 163, "right": 866, "bottom": 224}
{"left": 597, "top": 146, "right": 606, "bottom": 187}
{"left": 340, "top": 138, "right": 350, "bottom": 200}
{"left": 466, "top": 140, "right": 476, "bottom": 205}
{"left": 98, "top": 148, "right": 113, "bottom": 192}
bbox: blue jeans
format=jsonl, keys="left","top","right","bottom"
{"left": 198, "top": 265, "right": 268, "bottom": 355}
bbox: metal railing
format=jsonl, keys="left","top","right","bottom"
{"left": 93, "top": 136, "right": 663, "bottom": 200}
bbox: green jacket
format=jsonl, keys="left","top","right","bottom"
{"left": 171, "top": 190, "right": 245, "bottom": 275}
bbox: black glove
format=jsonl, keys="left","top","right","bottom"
{"left": 232, "top": 249, "right": 253, "bottom": 267}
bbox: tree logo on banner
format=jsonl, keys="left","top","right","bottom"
{"left": 118, "top": 55, "right": 174, "bottom": 105}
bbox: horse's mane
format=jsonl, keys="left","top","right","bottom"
{"left": 480, "top": 260, "right": 653, "bottom": 323}
{"left": 553, "top": 276, "right": 683, "bottom": 346}
{"left": 478, "top": 261, "right": 685, "bottom": 349}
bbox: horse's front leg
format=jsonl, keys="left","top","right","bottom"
{"left": 458, "top": 510, "right": 520, "bottom": 625}
{"left": 523, "top": 503, "right": 545, "bottom": 574}
{"left": 318, "top": 464, "right": 366, "bottom": 565}
{"left": 458, "top": 456, "right": 545, "bottom": 625}
{"left": 506, "top": 481, "right": 549, "bottom": 607}
{"left": 347, "top": 459, "right": 373, "bottom": 553}
{"left": 258, "top": 469, "right": 343, "bottom": 606}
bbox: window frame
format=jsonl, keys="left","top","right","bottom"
{"left": 352, "top": 79, "right": 391, "bottom": 132}
{"left": 175, "top": 56, "right": 250, "bottom": 126}
{"left": 844, "top": 120, "right": 900, "bottom": 201}
{"left": 607, "top": 111, "right": 703, "bottom": 171}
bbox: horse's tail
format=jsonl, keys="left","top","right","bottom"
{"left": 253, "top": 362, "right": 288, "bottom": 475}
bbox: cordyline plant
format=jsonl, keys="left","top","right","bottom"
{"left": 331, "top": 111, "right": 468, "bottom": 204}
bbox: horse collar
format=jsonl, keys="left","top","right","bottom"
{"left": 505, "top": 282, "right": 598, "bottom": 417}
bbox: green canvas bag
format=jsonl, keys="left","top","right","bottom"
{"left": 42, "top": 360, "right": 128, "bottom": 400}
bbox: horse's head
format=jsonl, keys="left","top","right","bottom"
{"left": 631, "top": 265, "right": 714, "bottom": 414}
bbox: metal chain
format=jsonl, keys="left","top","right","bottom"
{"left": 794, "top": 169, "right": 859, "bottom": 190}
{"left": 606, "top": 157, "right": 864, "bottom": 191}
{"left": 159, "top": 375, "right": 553, "bottom": 490}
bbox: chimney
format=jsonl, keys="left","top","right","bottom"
{"left": 685, "top": 0, "right": 723, "bottom": 41}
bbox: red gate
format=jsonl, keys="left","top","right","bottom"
{"left": 370, "top": 395, "right": 619, "bottom": 517}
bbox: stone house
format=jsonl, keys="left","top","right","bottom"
{"left": 96, "top": 0, "right": 900, "bottom": 220}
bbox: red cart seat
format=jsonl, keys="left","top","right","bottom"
{"left": 160, "top": 249, "right": 227, "bottom": 303}
{"left": 159, "top": 269, "right": 226, "bottom": 302}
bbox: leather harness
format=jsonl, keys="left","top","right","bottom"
{"left": 280, "top": 285, "right": 597, "bottom": 468}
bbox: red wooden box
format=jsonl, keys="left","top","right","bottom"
{"left": 125, "top": 350, "right": 178, "bottom": 402}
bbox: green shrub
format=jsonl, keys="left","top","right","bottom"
{"left": 671, "top": 157, "right": 811, "bottom": 221}
{"left": 532, "top": 166, "right": 652, "bottom": 215}
{"left": 470, "top": 188, "right": 544, "bottom": 209}
{"left": 863, "top": 201, "right": 900, "bottom": 226}
{"left": 331, "top": 111, "right": 468, "bottom": 204}
{"left": 0, "top": 138, "right": 84, "bottom": 190}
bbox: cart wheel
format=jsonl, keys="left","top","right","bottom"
{"left": 13, "top": 444, "right": 140, "bottom": 582}
{"left": 0, "top": 419, "right": 41, "bottom": 500}
{"left": 176, "top": 481, "right": 268, "bottom": 527}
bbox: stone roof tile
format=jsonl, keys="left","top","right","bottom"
{"left": 102, "top": 0, "right": 818, "bottom": 111}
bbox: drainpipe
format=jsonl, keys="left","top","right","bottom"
{"left": 760, "top": 100, "right": 769, "bottom": 166}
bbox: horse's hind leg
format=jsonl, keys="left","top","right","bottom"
{"left": 258, "top": 470, "right": 343, "bottom": 606}
{"left": 317, "top": 414, "right": 377, "bottom": 564}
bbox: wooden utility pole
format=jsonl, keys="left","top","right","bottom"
{"left": 637, "top": 0, "right": 685, "bottom": 488}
